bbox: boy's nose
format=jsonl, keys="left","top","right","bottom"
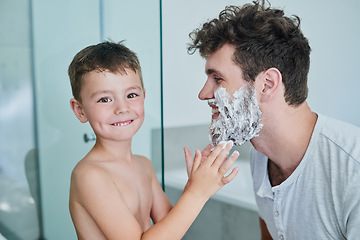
{"left": 114, "top": 101, "right": 129, "bottom": 114}
{"left": 198, "top": 79, "right": 216, "bottom": 100}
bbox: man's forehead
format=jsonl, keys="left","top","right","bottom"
{"left": 205, "top": 58, "right": 241, "bottom": 78}
{"left": 205, "top": 57, "right": 226, "bottom": 76}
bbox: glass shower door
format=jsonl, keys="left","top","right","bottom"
{"left": 0, "top": 0, "right": 163, "bottom": 239}
{"left": 30, "top": 0, "right": 163, "bottom": 239}
{"left": 0, "top": 0, "right": 42, "bottom": 239}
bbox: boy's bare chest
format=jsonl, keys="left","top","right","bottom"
{"left": 112, "top": 165, "right": 153, "bottom": 228}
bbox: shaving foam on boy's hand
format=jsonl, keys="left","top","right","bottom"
{"left": 210, "top": 140, "right": 234, "bottom": 151}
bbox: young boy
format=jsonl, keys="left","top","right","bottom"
{"left": 68, "top": 41, "right": 239, "bottom": 240}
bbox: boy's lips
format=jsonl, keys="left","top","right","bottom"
{"left": 112, "top": 120, "right": 133, "bottom": 127}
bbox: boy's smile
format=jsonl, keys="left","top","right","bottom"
{"left": 112, "top": 120, "right": 133, "bottom": 127}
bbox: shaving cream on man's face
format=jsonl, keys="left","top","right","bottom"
{"left": 209, "top": 85, "right": 263, "bottom": 147}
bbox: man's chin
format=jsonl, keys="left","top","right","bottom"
{"left": 211, "top": 112, "right": 220, "bottom": 120}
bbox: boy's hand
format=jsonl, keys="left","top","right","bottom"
{"left": 184, "top": 141, "right": 239, "bottom": 200}
{"left": 184, "top": 144, "right": 212, "bottom": 177}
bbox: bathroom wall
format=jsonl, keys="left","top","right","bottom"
{"left": 162, "top": 0, "right": 360, "bottom": 129}
{"left": 166, "top": 186, "right": 261, "bottom": 240}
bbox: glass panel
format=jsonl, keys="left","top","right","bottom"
{"left": 102, "top": 0, "right": 163, "bottom": 181}
{"left": 31, "top": 1, "right": 100, "bottom": 238}
{"left": 1, "top": 0, "right": 162, "bottom": 239}
{"left": 0, "top": 0, "right": 41, "bottom": 239}
{"left": 30, "top": 0, "right": 162, "bottom": 239}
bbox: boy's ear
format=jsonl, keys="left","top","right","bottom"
{"left": 70, "top": 98, "right": 88, "bottom": 123}
{"left": 257, "top": 67, "right": 282, "bottom": 103}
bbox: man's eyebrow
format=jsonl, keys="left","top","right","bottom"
{"left": 206, "top": 68, "right": 223, "bottom": 77}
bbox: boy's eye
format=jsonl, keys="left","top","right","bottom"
{"left": 98, "top": 97, "right": 111, "bottom": 103}
{"left": 127, "top": 93, "right": 138, "bottom": 99}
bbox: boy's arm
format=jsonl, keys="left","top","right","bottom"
{"left": 149, "top": 161, "right": 172, "bottom": 223}
{"left": 70, "top": 142, "right": 237, "bottom": 240}
{"left": 141, "top": 142, "right": 239, "bottom": 240}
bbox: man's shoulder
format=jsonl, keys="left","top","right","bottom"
{"left": 319, "top": 114, "right": 360, "bottom": 137}
{"left": 316, "top": 114, "right": 360, "bottom": 164}
{"left": 316, "top": 115, "right": 359, "bottom": 149}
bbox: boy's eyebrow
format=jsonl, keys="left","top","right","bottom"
{"left": 91, "top": 86, "right": 143, "bottom": 98}
{"left": 126, "top": 86, "right": 143, "bottom": 91}
{"left": 91, "top": 90, "right": 112, "bottom": 98}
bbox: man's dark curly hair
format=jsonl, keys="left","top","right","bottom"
{"left": 188, "top": 0, "right": 311, "bottom": 106}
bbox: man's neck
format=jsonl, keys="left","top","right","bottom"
{"left": 251, "top": 102, "right": 318, "bottom": 185}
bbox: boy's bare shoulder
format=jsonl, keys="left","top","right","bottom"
{"left": 133, "top": 154, "right": 155, "bottom": 171}
{"left": 70, "top": 154, "right": 110, "bottom": 189}
{"left": 71, "top": 154, "right": 153, "bottom": 184}
{"left": 133, "top": 154, "right": 151, "bottom": 164}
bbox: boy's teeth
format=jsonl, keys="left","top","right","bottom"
{"left": 114, "top": 121, "right": 131, "bottom": 126}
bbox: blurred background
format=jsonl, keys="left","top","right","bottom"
{"left": 0, "top": 0, "right": 359, "bottom": 239}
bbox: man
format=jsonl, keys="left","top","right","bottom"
{"left": 188, "top": 1, "right": 360, "bottom": 239}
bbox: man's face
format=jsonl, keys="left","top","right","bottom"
{"left": 199, "top": 43, "right": 262, "bottom": 146}
{"left": 209, "top": 85, "right": 262, "bottom": 147}
{"left": 199, "top": 43, "right": 246, "bottom": 103}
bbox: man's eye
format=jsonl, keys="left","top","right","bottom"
{"left": 128, "top": 93, "right": 138, "bottom": 98}
{"left": 214, "top": 77, "right": 223, "bottom": 83}
{"left": 98, "top": 97, "right": 111, "bottom": 103}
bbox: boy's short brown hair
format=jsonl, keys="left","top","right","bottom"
{"left": 68, "top": 41, "right": 143, "bottom": 102}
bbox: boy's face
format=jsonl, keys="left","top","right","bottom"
{"left": 71, "top": 69, "right": 145, "bottom": 142}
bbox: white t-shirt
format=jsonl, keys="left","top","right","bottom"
{"left": 251, "top": 114, "right": 360, "bottom": 240}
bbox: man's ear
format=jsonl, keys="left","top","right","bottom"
{"left": 257, "top": 67, "right": 282, "bottom": 103}
{"left": 70, "top": 98, "right": 88, "bottom": 123}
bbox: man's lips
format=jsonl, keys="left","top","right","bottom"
{"left": 211, "top": 106, "right": 220, "bottom": 119}
{"left": 112, "top": 120, "right": 133, "bottom": 127}
{"left": 208, "top": 100, "right": 219, "bottom": 119}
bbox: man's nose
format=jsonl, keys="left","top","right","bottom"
{"left": 198, "top": 79, "right": 216, "bottom": 100}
